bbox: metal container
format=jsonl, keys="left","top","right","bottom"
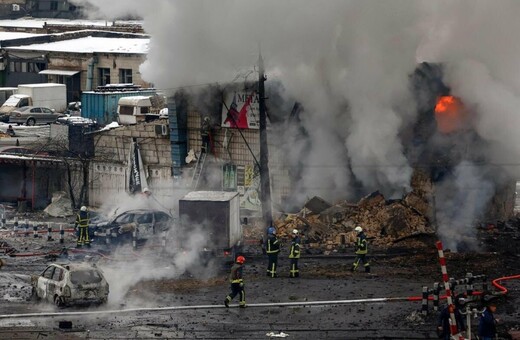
{"left": 82, "top": 89, "right": 156, "bottom": 126}
{"left": 179, "top": 191, "right": 241, "bottom": 250}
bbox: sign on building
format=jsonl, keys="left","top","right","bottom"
{"left": 221, "top": 91, "right": 259, "bottom": 129}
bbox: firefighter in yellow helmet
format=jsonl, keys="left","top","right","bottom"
{"left": 74, "top": 206, "right": 90, "bottom": 248}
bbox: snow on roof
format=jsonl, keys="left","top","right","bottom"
{"left": 0, "top": 32, "right": 42, "bottom": 41}
{"left": 7, "top": 36, "right": 149, "bottom": 54}
{"left": 181, "top": 191, "right": 239, "bottom": 202}
{"left": 0, "top": 18, "right": 143, "bottom": 29}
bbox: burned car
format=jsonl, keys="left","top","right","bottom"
{"left": 91, "top": 209, "right": 173, "bottom": 244}
{"left": 31, "top": 263, "right": 109, "bottom": 307}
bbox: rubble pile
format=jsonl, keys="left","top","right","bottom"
{"left": 275, "top": 190, "right": 435, "bottom": 249}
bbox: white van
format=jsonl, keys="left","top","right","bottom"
{"left": 117, "top": 96, "right": 155, "bottom": 125}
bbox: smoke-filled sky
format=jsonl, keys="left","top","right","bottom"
{"left": 74, "top": 0, "right": 520, "bottom": 197}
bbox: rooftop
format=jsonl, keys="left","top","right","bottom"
{"left": 6, "top": 35, "right": 149, "bottom": 54}
{"left": 181, "top": 191, "right": 239, "bottom": 202}
{"left": 0, "top": 18, "right": 143, "bottom": 29}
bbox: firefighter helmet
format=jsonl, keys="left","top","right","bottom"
{"left": 354, "top": 226, "right": 363, "bottom": 233}
{"left": 236, "top": 256, "right": 246, "bottom": 264}
{"left": 80, "top": 206, "right": 87, "bottom": 212}
{"left": 267, "top": 227, "right": 276, "bottom": 235}
{"left": 292, "top": 229, "right": 299, "bottom": 235}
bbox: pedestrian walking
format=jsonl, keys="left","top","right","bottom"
{"left": 75, "top": 206, "right": 90, "bottom": 248}
{"left": 265, "top": 227, "right": 280, "bottom": 278}
{"left": 350, "top": 226, "right": 370, "bottom": 273}
{"left": 225, "top": 255, "right": 246, "bottom": 308}
{"left": 478, "top": 302, "right": 498, "bottom": 340}
{"left": 289, "top": 229, "right": 300, "bottom": 278}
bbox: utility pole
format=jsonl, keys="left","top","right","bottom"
{"left": 258, "top": 52, "right": 272, "bottom": 225}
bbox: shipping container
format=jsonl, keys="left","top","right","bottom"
{"left": 179, "top": 191, "right": 242, "bottom": 260}
{"left": 82, "top": 89, "right": 156, "bottom": 126}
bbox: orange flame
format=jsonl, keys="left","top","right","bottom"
{"left": 434, "top": 96, "right": 465, "bottom": 134}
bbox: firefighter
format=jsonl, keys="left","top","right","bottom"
{"left": 201, "top": 116, "right": 211, "bottom": 153}
{"left": 478, "top": 302, "right": 498, "bottom": 340}
{"left": 289, "top": 229, "right": 300, "bottom": 278}
{"left": 265, "top": 227, "right": 280, "bottom": 278}
{"left": 75, "top": 206, "right": 90, "bottom": 248}
{"left": 225, "top": 255, "right": 246, "bottom": 308}
{"left": 351, "top": 226, "right": 370, "bottom": 273}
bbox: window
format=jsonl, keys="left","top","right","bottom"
{"left": 115, "top": 213, "right": 134, "bottom": 224}
{"left": 10, "top": 61, "right": 25, "bottom": 72}
{"left": 98, "top": 68, "right": 111, "bottom": 86}
{"left": 19, "top": 98, "right": 29, "bottom": 107}
{"left": 42, "top": 108, "right": 54, "bottom": 114}
{"left": 119, "top": 105, "right": 134, "bottom": 115}
{"left": 42, "top": 266, "right": 55, "bottom": 279}
{"left": 50, "top": 1, "right": 58, "bottom": 11}
{"left": 136, "top": 213, "right": 153, "bottom": 224}
{"left": 119, "top": 68, "right": 133, "bottom": 83}
{"left": 52, "top": 268, "right": 64, "bottom": 281}
{"left": 28, "top": 62, "right": 45, "bottom": 73}
{"left": 71, "top": 270, "right": 102, "bottom": 285}
{"left": 30, "top": 108, "right": 42, "bottom": 113}
{"left": 155, "top": 212, "right": 170, "bottom": 223}
{"left": 140, "top": 106, "right": 150, "bottom": 114}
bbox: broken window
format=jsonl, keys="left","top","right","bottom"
{"left": 136, "top": 214, "right": 153, "bottom": 224}
{"left": 114, "top": 213, "right": 134, "bottom": 224}
{"left": 50, "top": 1, "right": 58, "bottom": 11}
{"left": 52, "top": 268, "right": 64, "bottom": 281}
{"left": 154, "top": 212, "right": 170, "bottom": 223}
{"left": 119, "top": 68, "right": 133, "bottom": 84}
{"left": 71, "top": 270, "right": 102, "bottom": 285}
{"left": 42, "top": 266, "right": 55, "bottom": 280}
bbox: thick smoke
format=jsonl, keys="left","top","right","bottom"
{"left": 77, "top": 1, "right": 520, "bottom": 247}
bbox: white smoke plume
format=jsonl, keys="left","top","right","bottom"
{"left": 434, "top": 161, "right": 495, "bottom": 251}
{"left": 75, "top": 1, "right": 520, "bottom": 247}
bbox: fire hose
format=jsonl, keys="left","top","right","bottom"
{"left": 0, "top": 274, "right": 517, "bottom": 320}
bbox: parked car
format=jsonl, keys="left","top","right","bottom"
{"left": 31, "top": 262, "right": 109, "bottom": 307}
{"left": 8, "top": 106, "right": 60, "bottom": 126}
{"left": 91, "top": 209, "right": 173, "bottom": 243}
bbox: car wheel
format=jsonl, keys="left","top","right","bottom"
{"left": 26, "top": 118, "right": 36, "bottom": 126}
{"left": 54, "top": 295, "right": 65, "bottom": 308}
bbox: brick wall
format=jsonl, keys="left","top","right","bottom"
{"left": 89, "top": 119, "right": 174, "bottom": 207}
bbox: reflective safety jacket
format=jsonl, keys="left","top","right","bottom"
{"left": 265, "top": 235, "right": 280, "bottom": 254}
{"left": 229, "top": 263, "right": 244, "bottom": 283}
{"left": 75, "top": 211, "right": 90, "bottom": 228}
{"left": 355, "top": 232, "right": 368, "bottom": 255}
{"left": 289, "top": 237, "right": 301, "bottom": 259}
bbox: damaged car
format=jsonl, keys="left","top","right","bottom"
{"left": 91, "top": 209, "right": 173, "bottom": 244}
{"left": 31, "top": 262, "right": 109, "bottom": 307}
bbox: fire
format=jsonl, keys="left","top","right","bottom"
{"left": 434, "top": 95, "right": 466, "bottom": 134}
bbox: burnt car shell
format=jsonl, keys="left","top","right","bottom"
{"left": 31, "top": 262, "right": 109, "bottom": 307}
{"left": 91, "top": 209, "right": 173, "bottom": 243}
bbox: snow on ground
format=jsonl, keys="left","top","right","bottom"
{"left": 0, "top": 273, "right": 32, "bottom": 302}
{"left": 0, "top": 123, "right": 49, "bottom": 137}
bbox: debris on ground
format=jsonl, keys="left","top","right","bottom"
{"left": 274, "top": 188, "right": 434, "bottom": 250}
{"left": 43, "top": 191, "right": 74, "bottom": 217}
